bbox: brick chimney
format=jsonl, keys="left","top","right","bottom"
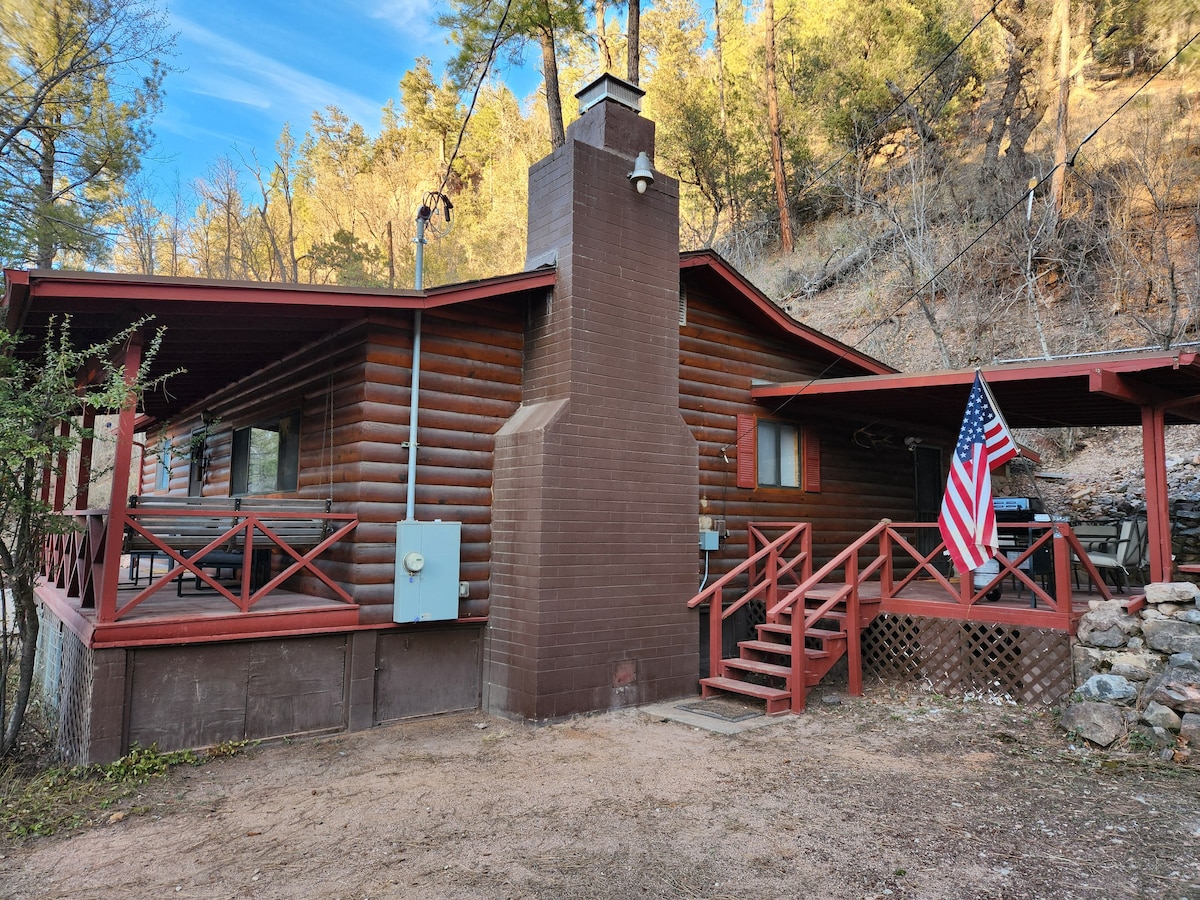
{"left": 485, "top": 75, "right": 699, "bottom": 720}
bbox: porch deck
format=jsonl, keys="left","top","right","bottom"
{"left": 37, "top": 569, "right": 360, "bottom": 648}
{"left": 859, "top": 576, "right": 1106, "bottom": 629}
{"left": 689, "top": 521, "right": 1139, "bottom": 715}
{"left": 41, "top": 504, "right": 361, "bottom": 648}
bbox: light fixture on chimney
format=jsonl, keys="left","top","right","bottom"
{"left": 628, "top": 151, "right": 654, "bottom": 194}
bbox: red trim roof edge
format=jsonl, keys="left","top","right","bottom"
{"left": 681, "top": 250, "right": 895, "bottom": 376}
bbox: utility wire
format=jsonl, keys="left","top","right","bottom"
{"left": 769, "top": 30, "right": 1200, "bottom": 417}
{"left": 432, "top": 0, "right": 515, "bottom": 214}
{"left": 793, "top": 0, "right": 1003, "bottom": 202}
{"left": 1068, "top": 29, "right": 1199, "bottom": 164}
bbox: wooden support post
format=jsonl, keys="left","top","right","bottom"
{"left": 1052, "top": 526, "right": 1074, "bottom": 630}
{"left": 847, "top": 554, "right": 862, "bottom": 697}
{"left": 53, "top": 419, "right": 70, "bottom": 512}
{"left": 1141, "top": 405, "right": 1172, "bottom": 583}
{"left": 97, "top": 335, "right": 143, "bottom": 623}
{"left": 76, "top": 407, "right": 95, "bottom": 510}
{"left": 708, "top": 596, "right": 722, "bottom": 680}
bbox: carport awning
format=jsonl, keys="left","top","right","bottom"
{"left": 752, "top": 350, "right": 1200, "bottom": 430}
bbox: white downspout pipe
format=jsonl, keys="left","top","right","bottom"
{"left": 405, "top": 205, "right": 430, "bottom": 522}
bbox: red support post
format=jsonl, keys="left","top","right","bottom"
{"left": 97, "top": 335, "right": 143, "bottom": 623}
{"left": 847, "top": 552, "right": 862, "bottom": 697}
{"left": 53, "top": 419, "right": 70, "bottom": 512}
{"left": 1141, "top": 405, "right": 1172, "bottom": 583}
{"left": 708, "top": 593, "right": 722, "bottom": 680}
{"left": 76, "top": 407, "right": 95, "bottom": 510}
{"left": 1052, "top": 526, "right": 1074, "bottom": 630}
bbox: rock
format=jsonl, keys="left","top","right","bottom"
{"left": 1144, "top": 582, "right": 1200, "bottom": 605}
{"left": 1143, "top": 619, "right": 1200, "bottom": 656}
{"left": 1109, "top": 650, "right": 1161, "bottom": 681}
{"left": 1072, "top": 645, "right": 1105, "bottom": 683}
{"left": 1179, "top": 610, "right": 1200, "bottom": 625}
{"left": 1127, "top": 636, "right": 1145, "bottom": 650}
{"left": 1182, "top": 713, "right": 1200, "bottom": 746}
{"left": 1170, "top": 652, "right": 1200, "bottom": 671}
{"left": 1144, "top": 667, "right": 1200, "bottom": 713}
{"left": 1062, "top": 702, "right": 1125, "bottom": 747}
{"left": 1078, "top": 601, "right": 1141, "bottom": 647}
{"left": 1157, "top": 602, "right": 1183, "bottom": 617}
{"left": 1130, "top": 725, "right": 1175, "bottom": 750}
{"left": 1084, "top": 626, "right": 1127, "bottom": 648}
{"left": 1142, "top": 700, "right": 1183, "bottom": 731}
{"left": 1076, "top": 674, "right": 1138, "bottom": 704}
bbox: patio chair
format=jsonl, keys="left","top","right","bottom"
{"left": 1083, "top": 517, "right": 1148, "bottom": 593}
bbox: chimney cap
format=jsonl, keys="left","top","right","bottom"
{"left": 576, "top": 73, "right": 645, "bottom": 115}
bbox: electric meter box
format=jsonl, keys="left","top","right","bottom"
{"left": 394, "top": 520, "right": 461, "bottom": 623}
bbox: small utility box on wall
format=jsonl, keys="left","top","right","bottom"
{"left": 394, "top": 521, "right": 461, "bottom": 623}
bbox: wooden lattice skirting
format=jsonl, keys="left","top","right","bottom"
{"left": 36, "top": 604, "right": 94, "bottom": 764}
{"left": 862, "top": 614, "right": 1072, "bottom": 705}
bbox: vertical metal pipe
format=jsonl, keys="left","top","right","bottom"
{"left": 405, "top": 209, "right": 429, "bottom": 522}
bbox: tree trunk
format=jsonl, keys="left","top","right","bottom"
{"left": 1049, "top": 0, "right": 1070, "bottom": 218}
{"left": 0, "top": 458, "right": 42, "bottom": 758}
{"left": 764, "top": 0, "right": 793, "bottom": 253}
{"left": 538, "top": 19, "right": 566, "bottom": 149}
{"left": 626, "top": 0, "right": 641, "bottom": 85}
{"left": 35, "top": 127, "right": 56, "bottom": 268}
{"left": 597, "top": 0, "right": 613, "bottom": 72}
{"left": 713, "top": 0, "right": 727, "bottom": 131}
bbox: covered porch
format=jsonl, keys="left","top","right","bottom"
{"left": 753, "top": 350, "right": 1200, "bottom": 587}
{"left": 693, "top": 351, "right": 1200, "bottom": 713}
{"left": 39, "top": 500, "right": 361, "bottom": 648}
{"left": 690, "top": 517, "right": 1126, "bottom": 714}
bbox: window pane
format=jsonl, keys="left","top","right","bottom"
{"left": 155, "top": 444, "right": 171, "bottom": 490}
{"left": 780, "top": 424, "right": 800, "bottom": 487}
{"left": 757, "top": 421, "right": 779, "bottom": 486}
{"left": 756, "top": 420, "right": 802, "bottom": 488}
{"left": 246, "top": 427, "right": 280, "bottom": 494}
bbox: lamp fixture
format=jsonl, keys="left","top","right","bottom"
{"left": 628, "top": 151, "right": 654, "bottom": 194}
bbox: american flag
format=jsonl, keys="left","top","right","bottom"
{"left": 938, "top": 371, "right": 1019, "bottom": 573}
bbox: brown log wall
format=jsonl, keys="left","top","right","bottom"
{"left": 680, "top": 276, "right": 922, "bottom": 590}
{"left": 136, "top": 276, "right": 923, "bottom": 629}
{"left": 137, "top": 299, "right": 525, "bottom": 622}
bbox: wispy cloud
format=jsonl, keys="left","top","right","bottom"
{"left": 353, "top": 0, "right": 441, "bottom": 46}
{"left": 173, "top": 15, "right": 383, "bottom": 127}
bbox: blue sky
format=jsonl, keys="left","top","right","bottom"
{"left": 144, "top": 0, "right": 539, "bottom": 197}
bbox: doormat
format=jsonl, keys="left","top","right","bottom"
{"left": 680, "top": 697, "right": 763, "bottom": 722}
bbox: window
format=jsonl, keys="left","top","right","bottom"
{"left": 735, "top": 413, "right": 821, "bottom": 492}
{"left": 154, "top": 441, "right": 172, "bottom": 491}
{"left": 231, "top": 411, "right": 300, "bottom": 495}
{"left": 757, "top": 420, "right": 801, "bottom": 487}
{"left": 187, "top": 431, "right": 205, "bottom": 497}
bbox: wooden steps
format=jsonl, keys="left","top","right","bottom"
{"left": 699, "top": 597, "right": 880, "bottom": 715}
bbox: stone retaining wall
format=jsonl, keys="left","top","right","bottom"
{"left": 1062, "top": 582, "right": 1200, "bottom": 762}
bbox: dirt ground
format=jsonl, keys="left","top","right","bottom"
{"left": 2, "top": 687, "right": 1198, "bottom": 900}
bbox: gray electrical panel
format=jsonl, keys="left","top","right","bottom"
{"left": 393, "top": 520, "right": 461, "bottom": 623}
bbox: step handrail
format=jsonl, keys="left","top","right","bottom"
{"left": 766, "top": 520, "right": 889, "bottom": 712}
{"left": 687, "top": 523, "right": 811, "bottom": 683}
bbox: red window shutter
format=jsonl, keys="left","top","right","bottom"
{"left": 735, "top": 414, "right": 756, "bottom": 489}
{"left": 803, "top": 429, "right": 821, "bottom": 493}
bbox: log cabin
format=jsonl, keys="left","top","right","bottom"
{"left": 6, "top": 75, "right": 1200, "bottom": 762}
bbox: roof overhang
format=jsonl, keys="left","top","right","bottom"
{"left": 680, "top": 250, "right": 895, "bottom": 377}
{"left": 752, "top": 351, "right": 1200, "bottom": 430}
{"left": 2, "top": 267, "right": 557, "bottom": 424}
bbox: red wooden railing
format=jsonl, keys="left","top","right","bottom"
{"left": 42, "top": 504, "right": 358, "bottom": 622}
{"left": 689, "top": 520, "right": 1113, "bottom": 713}
{"left": 688, "top": 522, "right": 812, "bottom": 689}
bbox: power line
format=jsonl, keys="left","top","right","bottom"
{"left": 792, "top": 0, "right": 1003, "bottom": 203}
{"left": 433, "top": 0, "right": 515, "bottom": 214}
{"left": 769, "top": 30, "right": 1200, "bottom": 416}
